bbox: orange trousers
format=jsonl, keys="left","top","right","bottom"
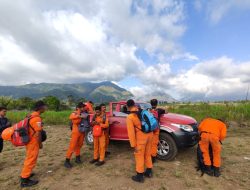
{"left": 151, "top": 129, "right": 160, "bottom": 157}
{"left": 104, "top": 130, "right": 109, "bottom": 152}
{"left": 94, "top": 134, "right": 106, "bottom": 161}
{"left": 199, "top": 133, "right": 222, "bottom": 167}
{"left": 134, "top": 132, "right": 153, "bottom": 173}
{"left": 21, "top": 140, "right": 40, "bottom": 178}
{"left": 66, "top": 131, "right": 84, "bottom": 159}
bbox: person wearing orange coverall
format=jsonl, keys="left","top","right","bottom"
{"left": 198, "top": 118, "right": 227, "bottom": 177}
{"left": 64, "top": 102, "right": 88, "bottom": 168}
{"left": 20, "top": 101, "right": 47, "bottom": 188}
{"left": 149, "top": 99, "right": 160, "bottom": 163}
{"left": 89, "top": 106, "right": 109, "bottom": 166}
{"left": 126, "top": 99, "right": 153, "bottom": 183}
{"left": 100, "top": 103, "right": 110, "bottom": 156}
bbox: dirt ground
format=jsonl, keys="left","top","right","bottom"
{"left": 0, "top": 125, "right": 250, "bottom": 190}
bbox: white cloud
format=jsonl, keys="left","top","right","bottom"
{"left": 196, "top": 0, "right": 250, "bottom": 24}
{"left": 0, "top": 0, "right": 187, "bottom": 85}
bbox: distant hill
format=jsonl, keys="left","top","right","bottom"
{"left": 135, "top": 91, "right": 177, "bottom": 103}
{"left": 0, "top": 81, "right": 133, "bottom": 103}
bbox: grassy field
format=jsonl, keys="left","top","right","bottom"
{"left": 0, "top": 125, "right": 249, "bottom": 190}
{"left": 6, "top": 102, "right": 250, "bottom": 125}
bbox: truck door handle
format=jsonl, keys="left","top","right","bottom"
{"left": 112, "top": 121, "right": 120, "bottom": 124}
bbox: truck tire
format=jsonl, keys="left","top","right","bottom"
{"left": 157, "top": 132, "right": 178, "bottom": 161}
{"left": 85, "top": 129, "right": 94, "bottom": 145}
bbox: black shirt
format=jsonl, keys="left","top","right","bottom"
{"left": 0, "top": 117, "right": 11, "bottom": 134}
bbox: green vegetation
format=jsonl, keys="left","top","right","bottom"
{"left": 5, "top": 100, "right": 250, "bottom": 125}
{"left": 7, "top": 110, "right": 72, "bottom": 125}
{"left": 166, "top": 102, "right": 250, "bottom": 122}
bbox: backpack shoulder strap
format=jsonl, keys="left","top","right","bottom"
{"left": 103, "top": 114, "right": 106, "bottom": 124}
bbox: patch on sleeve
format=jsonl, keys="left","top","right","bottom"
{"left": 36, "top": 122, "right": 42, "bottom": 128}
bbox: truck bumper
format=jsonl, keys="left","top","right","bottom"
{"left": 172, "top": 131, "right": 199, "bottom": 148}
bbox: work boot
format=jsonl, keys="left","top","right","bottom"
{"left": 64, "top": 159, "right": 73, "bottom": 169}
{"left": 20, "top": 178, "right": 39, "bottom": 188}
{"left": 105, "top": 151, "right": 111, "bottom": 156}
{"left": 152, "top": 156, "right": 157, "bottom": 164}
{"left": 75, "top": 156, "right": 82, "bottom": 164}
{"left": 29, "top": 173, "right": 35, "bottom": 178}
{"left": 89, "top": 159, "right": 98, "bottom": 164}
{"left": 204, "top": 165, "right": 214, "bottom": 176}
{"left": 95, "top": 161, "right": 105, "bottom": 166}
{"left": 144, "top": 168, "right": 153, "bottom": 178}
{"left": 132, "top": 173, "right": 144, "bottom": 183}
{"left": 214, "top": 167, "right": 221, "bottom": 177}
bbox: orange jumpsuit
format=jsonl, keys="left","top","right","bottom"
{"left": 126, "top": 107, "right": 153, "bottom": 173}
{"left": 199, "top": 118, "right": 227, "bottom": 167}
{"left": 150, "top": 109, "right": 160, "bottom": 157}
{"left": 93, "top": 114, "right": 109, "bottom": 161}
{"left": 21, "top": 112, "right": 42, "bottom": 178}
{"left": 66, "top": 111, "right": 85, "bottom": 159}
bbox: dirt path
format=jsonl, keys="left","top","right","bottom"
{"left": 0, "top": 126, "right": 250, "bottom": 190}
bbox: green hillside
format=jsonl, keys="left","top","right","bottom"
{"left": 0, "top": 81, "right": 133, "bottom": 103}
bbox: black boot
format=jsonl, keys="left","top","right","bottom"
{"left": 132, "top": 173, "right": 144, "bottom": 183}
{"left": 95, "top": 161, "right": 105, "bottom": 166}
{"left": 152, "top": 156, "right": 157, "bottom": 163}
{"left": 64, "top": 159, "right": 73, "bottom": 168}
{"left": 20, "top": 177, "right": 39, "bottom": 188}
{"left": 75, "top": 156, "right": 82, "bottom": 164}
{"left": 204, "top": 165, "right": 214, "bottom": 176}
{"left": 214, "top": 167, "right": 221, "bottom": 177}
{"left": 89, "top": 159, "right": 98, "bottom": 164}
{"left": 144, "top": 168, "right": 153, "bottom": 178}
{"left": 105, "top": 151, "right": 111, "bottom": 156}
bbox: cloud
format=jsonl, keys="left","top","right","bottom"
{"left": 195, "top": 0, "right": 250, "bottom": 24}
{"left": 130, "top": 56, "right": 250, "bottom": 101}
{"left": 170, "top": 56, "right": 250, "bottom": 101}
{"left": 0, "top": 0, "right": 187, "bottom": 85}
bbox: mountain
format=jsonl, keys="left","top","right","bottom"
{"left": 135, "top": 91, "right": 177, "bottom": 103}
{"left": 0, "top": 81, "right": 133, "bottom": 103}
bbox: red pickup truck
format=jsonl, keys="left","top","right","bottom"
{"left": 86, "top": 101, "right": 199, "bottom": 161}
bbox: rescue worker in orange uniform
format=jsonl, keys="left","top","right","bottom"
{"left": 198, "top": 118, "right": 227, "bottom": 177}
{"left": 89, "top": 106, "right": 109, "bottom": 166}
{"left": 150, "top": 99, "right": 160, "bottom": 163}
{"left": 85, "top": 101, "right": 94, "bottom": 114}
{"left": 64, "top": 102, "right": 88, "bottom": 168}
{"left": 20, "top": 101, "right": 47, "bottom": 188}
{"left": 126, "top": 99, "right": 153, "bottom": 183}
{"left": 100, "top": 103, "right": 110, "bottom": 156}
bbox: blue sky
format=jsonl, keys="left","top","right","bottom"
{"left": 0, "top": 0, "right": 250, "bottom": 101}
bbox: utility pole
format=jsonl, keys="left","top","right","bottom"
{"left": 246, "top": 83, "right": 250, "bottom": 101}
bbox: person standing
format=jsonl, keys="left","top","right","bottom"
{"left": 198, "top": 118, "right": 227, "bottom": 177}
{"left": 0, "top": 106, "right": 11, "bottom": 153}
{"left": 64, "top": 102, "right": 87, "bottom": 168}
{"left": 89, "top": 106, "right": 109, "bottom": 166}
{"left": 149, "top": 99, "right": 160, "bottom": 163}
{"left": 126, "top": 99, "right": 153, "bottom": 183}
{"left": 100, "top": 103, "right": 110, "bottom": 156}
{"left": 20, "top": 101, "right": 47, "bottom": 188}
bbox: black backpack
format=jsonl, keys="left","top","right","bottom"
{"left": 196, "top": 143, "right": 213, "bottom": 176}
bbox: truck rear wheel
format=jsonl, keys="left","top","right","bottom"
{"left": 157, "top": 132, "right": 178, "bottom": 161}
{"left": 85, "top": 130, "right": 94, "bottom": 145}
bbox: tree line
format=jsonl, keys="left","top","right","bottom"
{"left": 0, "top": 96, "right": 86, "bottom": 111}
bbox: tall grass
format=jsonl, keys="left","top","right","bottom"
{"left": 7, "top": 110, "right": 72, "bottom": 125}
{"left": 6, "top": 102, "right": 250, "bottom": 125}
{"left": 166, "top": 102, "right": 250, "bottom": 122}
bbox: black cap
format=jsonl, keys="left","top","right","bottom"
{"left": 126, "top": 99, "right": 135, "bottom": 108}
{"left": 34, "top": 101, "right": 47, "bottom": 111}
